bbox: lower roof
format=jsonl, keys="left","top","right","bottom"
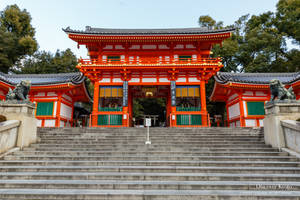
{"left": 214, "top": 72, "right": 300, "bottom": 85}
{"left": 0, "top": 72, "right": 85, "bottom": 86}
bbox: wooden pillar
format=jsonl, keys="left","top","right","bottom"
{"left": 200, "top": 80, "right": 208, "bottom": 126}
{"left": 92, "top": 81, "right": 100, "bottom": 126}
{"left": 55, "top": 93, "right": 62, "bottom": 127}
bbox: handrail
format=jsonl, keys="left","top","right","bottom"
{"left": 79, "top": 57, "right": 221, "bottom": 66}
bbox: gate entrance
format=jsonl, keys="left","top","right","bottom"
{"left": 64, "top": 26, "right": 233, "bottom": 127}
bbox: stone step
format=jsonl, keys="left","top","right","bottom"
{"left": 0, "top": 160, "right": 299, "bottom": 167}
{"left": 29, "top": 144, "right": 269, "bottom": 148}
{"left": 23, "top": 147, "right": 278, "bottom": 152}
{"left": 1, "top": 189, "right": 300, "bottom": 200}
{"left": 0, "top": 165, "right": 299, "bottom": 174}
{"left": 0, "top": 180, "right": 299, "bottom": 190}
{"left": 4, "top": 155, "right": 296, "bottom": 162}
{"left": 13, "top": 150, "right": 288, "bottom": 157}
{"left": 1, "top": 172, "right": 300, "bottom": 181}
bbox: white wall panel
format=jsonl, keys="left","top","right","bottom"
{"left": 60, "top": 103, "right": 72, "bottom": 120}
{"left": 112, "top": 78, "right": 122, "bottom": 83}
{"left": 53, "top": 102, "right": 57, "bottom": 116}
{"left": 129, "top": 78, "right": 140, "bottom": 83}
{"left": 176, "top": 78, "right": 186, "bottom": 82}
{"left": 37, "top": 120, "right": 42, "bottom": 127}
{"left": 188, "top": 78, "right": 200, "bottom": 82}
{"left": 60, "top": 121, "right": 65, "bottom": 127}
{"left": 245, "top": 119, "right": 256, "bottom": 127}
{"left": 47, "top": 92, "right": 56, "bottom": 96}
{"left": 99, "top": 78, "right": 110, "bottom": 83}
{"left": 228, "top": 93, "right": 238, "bottom": 101}
{"left": 44, "top": 120, "right": 55, "bottom": 127}
{"left": 243, "top": 101, "right": 247, "bottom": 117}
{"left": 159, "top": 78, "right": 169, "bottom": 83}
{"left": 259, "top": 119, "right": 264, "bottom": 127}
{"left": 228, "top": 103, "right": 240, "bottom": 119}
{"left": 256, "top": 91, "right": 267, "bottom": 96}
{"left": 62, "top": 94, "right": 72, "bottom": 102}
{"left": 142, "top": 78, "right": 156, "bottom": 83}
{"left": 243, "top": 91, "right": 253, "bottom": 96}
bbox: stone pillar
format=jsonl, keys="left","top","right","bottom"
{"left": 0, "top": 103, "right": 37, "bottom": 149}
{"left": 264, "top": 101, "right": 300, "bottom": 149}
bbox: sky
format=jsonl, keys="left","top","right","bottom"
{"left": 0, "top": 0, "right": 279, "bottom": 57}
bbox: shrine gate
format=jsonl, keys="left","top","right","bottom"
{"left": 64, "top": 26, "right": 233, "bottom": 127}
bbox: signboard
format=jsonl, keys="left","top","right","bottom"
{"left": 145, "top": 118, "right": 151, "bottom": 127}
{"left": 123, "top": 81, "right": 128, "bottom": 106}
{"left": 171, "top": 81, "right": 176, "bottom": 106}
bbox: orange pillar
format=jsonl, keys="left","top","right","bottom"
{"left": 55, "top": 93, "right": 62, "bottom": 127}
{"left": 92, "top": 81, "right": 100, "bottom": 126}
{"left": 200, "top": 80, "right": 208, "bottom": 126}
{"left": 238, "top": 93, "right": 245, "bottom": 127}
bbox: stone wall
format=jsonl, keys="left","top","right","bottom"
{"left": 281, "top": 120, "right": 300, "bottom": 153}
{"left": 0, "top": 120, "right": 20, "bottom": 154}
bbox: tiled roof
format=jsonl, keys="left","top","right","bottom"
{"left": 0, "top": 72, "right": 85, "bottom": 86}
{"left": 63, "top": 26, "right": 235, "bottom": 35}
{"left": 214, "top": 72, "right": 300, "bottom": 85}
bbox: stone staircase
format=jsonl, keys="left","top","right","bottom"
{"left": 0, "top": 127, "right": 300, "bottom": 199}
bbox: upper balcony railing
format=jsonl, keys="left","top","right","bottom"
{"left": 78, "top": 57, "right": 222, "bottom": 66}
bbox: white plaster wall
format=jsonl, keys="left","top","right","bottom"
{"left": 177, "top": 78, "right": 186, "bottom": 82}
{"left": 53, "top": 102, "right": 57, "bottom": 116}
{"left": 60, "top": 121, "right": 65, "bottom": 127}
{"left": 188, "top": 78, "right": 200, "bottom": 82}
{"left": 129, "top": 78, "right": 140, "bottom": 83}
{"left": 47, "top": 92, "right": 56, "bottom": 96}
{"left": 259, "top": 119, "right": 264, "bottom": 127}
{"left": 142, "top": 78, "right": 156, "bottom": 83}
{"left": 44, "top": 120, "right": 55, "bottom": 127}
{"left": 60, "top": 103, "right": 72, "bottom": 120}
{"left": 35, "top": 92, "right": 45, "bottom": 97}
{"left": 159, "top": 78, "right": 169, "bottom": 83}
{"left": 245, "top": 119, "right": 256, "bottom": 127}
{"left": 228, "top": 93, "right": 238, "bottom": 102}
{"left": 99, "top": 78, "right": 110, "bottom": 83}
{"left": 243, "top": 101, "right": 247, "bottom": 117}
{"left": 243, "top": 91, "right": 253, "bottom": 96}
{"left": 112, "top": 78, "right": 122, "bottom": 83}
{"left": 62, "top": 94, "right": 72, "bottom": 102}
{"left": 256, "top": 91, "right": 267, "bottom": 96}
{"left": 228, "top": 103, "right": 240, "bottom": 119}
{"left": 37, "top": 120, "right": 42, "bottom": 127}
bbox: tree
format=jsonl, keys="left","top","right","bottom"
{"left": 0, "top": 4, "right": 37, "bottom": 73}
{"left": 18, "top": 49, "right": 78, "bottom": 74}
{"left": 276, "top": 0, "right": 300, "bottom": 44}
{"left": 198, "top": 15, "right": 223, "bottom": 29}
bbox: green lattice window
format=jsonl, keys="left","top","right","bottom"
{"left": 247, "top": 101, "right": 265, "bottom": 116}
{"left": 176, "top": 114, "right": 202, "bottom": 125}
{"left": 98, "top": 115, "right": 122, "bottom": 125}
{"left": 36, "top": 102, "right": 53, "bottom": 116}
{"left": 179, "top": 55, "right": 192, "bottom": 61}
{"left": 107, "top": 56, "right": 120, "bottom": 62}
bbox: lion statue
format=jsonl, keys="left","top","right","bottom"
{"left": 6, "top": 80, "right": 31, "bottom": 102}
{"left": 270, "top": 79, "right": 295, "bottom": 101}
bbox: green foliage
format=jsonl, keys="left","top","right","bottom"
{"left": 198, "top": 15, "right": 223, "bottom": 29}
{"left": 16, "top": 49, "right": 78, "bottom": 74}
{"left": 133, "top": 98, "right": 166, "bottom": 121}
{"left": 0, "top": 4, "right": 37, "bottom": 73}
{"left": 276, "top": 0, "right": 300, "bottom": 44}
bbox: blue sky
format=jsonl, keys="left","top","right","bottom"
{"left": 0, "top": 0, "right": 279, "bottom": 57}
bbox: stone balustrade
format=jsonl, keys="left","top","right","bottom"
{"left": 0, "top": 120, "right": 20, "bottom": 154}
{"left": 281, "top": 120, "right": 300, "bottom": 153}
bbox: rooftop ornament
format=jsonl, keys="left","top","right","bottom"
{"left": 269, "top": 79, "right": 296, "bottom": 102}
{"left": 4, "top": 80, "right": 33, "bottom": 105}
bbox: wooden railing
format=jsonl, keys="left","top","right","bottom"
{"left": 79, "top": 57, "right": 221, "bottom": 66}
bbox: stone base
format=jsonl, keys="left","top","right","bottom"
{"left": 0, "top": 103, "right": 37, "bottom": 149}
{"left": 264, "top": 101, "right": 300, "bottom": 149}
